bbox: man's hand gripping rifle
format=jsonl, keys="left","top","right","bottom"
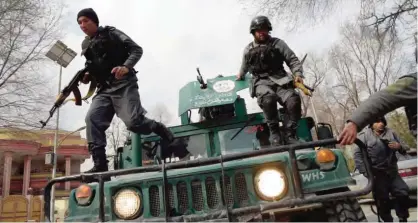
{"left": 39, "top": 65, "right": 97, "bottom": 128}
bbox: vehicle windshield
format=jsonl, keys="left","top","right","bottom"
{"left": 218, "top": 124, "right": 270, "bottom": 155}
{"left": 142, "top": 133, "right": 208, "bottom": 163}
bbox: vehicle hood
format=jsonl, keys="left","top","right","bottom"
{"left": 108, "top": 150, "right": 318, "bottom": 186}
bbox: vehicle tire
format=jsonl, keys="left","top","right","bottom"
{"left": 323, "top": 197, "right": 367, "bottom": 222}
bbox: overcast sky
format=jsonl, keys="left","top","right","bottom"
{"left": 51, "top": 0, "right": 360, "bottom": 170}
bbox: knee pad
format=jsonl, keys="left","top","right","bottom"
{"left": 260, "top": 94, "right": 277, "bottom": 108}
{"left": 285, "top": 94, "right": 301, "bottom": 109}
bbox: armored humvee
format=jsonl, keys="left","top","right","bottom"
{"left": 44, "top": 72, "right": 374, "bottom": 222}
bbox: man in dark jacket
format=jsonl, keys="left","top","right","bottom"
{"left": 77, "top": 8, "right": 174, "bottom": 180}
{"left": 235, "top": 15, "right": 304, "bottom": 146}
{"left": 339, "top": 72, "right": 417, "bottom": 145}
{"left": 353, "top": 117, "right": 410, "bottom": 222}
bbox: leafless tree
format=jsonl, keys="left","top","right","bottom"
{"left": 148, "top": 103, "right": 173, "bottom": 125}
{"left": 300, "top": 20, "right": 405, "bottom": 134}
{"left": 362, "top": 0, "right": 417, "bottom": 42}
{"left": 239, "top": 0, "right": 343, "bottom": 31}
{"left": 318, "top": 21, "right": 404, "bottom": 133}
{"left": 0, "top": 0, "right": 66, "bottom": 129}
{"left": 106, "top": 117, "right": 129, "bottom": 170}
{"left": 299, "top": 52, "right": 329, "bottom": 117}
{"left": 331, "top": 22, "right": 403, "bottom": 99}
{"left": 240, "top": 0, "right": 416, "bottom": 37}
{"left": 106, "top": 117, "right": 129, "bottom": 153}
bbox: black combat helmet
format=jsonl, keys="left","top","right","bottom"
{"left": 250, "top": 16, "right": 272, "bottom": 34}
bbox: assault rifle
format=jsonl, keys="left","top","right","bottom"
{"left": 40, "top": 65, "right": 98, "bottom": 129}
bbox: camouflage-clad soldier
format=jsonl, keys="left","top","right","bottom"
{"left": 236, "top": 16, "right": 304, "bottom": 145}
{"left": 339, "top": 72, "right": 417, "bottom": 145}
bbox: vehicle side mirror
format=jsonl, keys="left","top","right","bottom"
{"left": 316, "top": 123, "right": 335, "bottom": 147}
{"left": 317, "top": 123, "right": 334, "bottom": 139}
{"left": 305, "top": 117, "right": 316, "bottom": 130}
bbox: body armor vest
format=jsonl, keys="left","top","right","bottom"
{"left": 83, "top": 26, "right": 130, "bottom": 84}
{"left": 245, "top": 37, "right": 284, "bottom": 76}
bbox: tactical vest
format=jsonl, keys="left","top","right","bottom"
{"left": 401, "top": 72, "right": 417, "bottom": 137}
{"left": 245, "top": 37, "right": 284, "bottom": 76}
{"left": 83, "top": 26, "right": 130, "bottom": 82}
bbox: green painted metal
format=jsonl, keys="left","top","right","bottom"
{"left": 131, "top": 132, "right": 142, "bottom": 167}
{"left": 65, "top": 149, "right": 353, "bottom": 222}
{"left": 65, "top": 74, "right": 356, "bottom": 222}
{"left": 178, "top": 74, "right": 251, "bottom": 117}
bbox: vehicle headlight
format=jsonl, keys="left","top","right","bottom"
{"left": 113, "top": 188, "right": 142, "bottom": 219}
{"left": 254, "top": 168, "right": 287, "bottom": 201}
{"left": 315, "top": 148, "right": 336, "bottom": 170}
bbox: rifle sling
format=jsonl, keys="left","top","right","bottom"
{"left": 63, "top": 79, "right": 98, "bottom": 105}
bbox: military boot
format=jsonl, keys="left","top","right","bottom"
{"left": 396, "top": 196, "right": 410, "bottom": 222}
{"left": 284, "top": 121, "right": 299, "bottom": 145}
{"left": 152, "top": 121, "right": 174, "bottom": 143}
{"left": 267, "top": 122, "right": 282, "bottom": 146}
{"left": 83, "top": 148, "right": 111, "bottom": 183}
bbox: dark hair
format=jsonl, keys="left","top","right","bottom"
{"left": 369, "top": 116, "right": 387, "bottom": 128}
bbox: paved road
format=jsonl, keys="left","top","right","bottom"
{"left": 361, "top": 203, "right": 417, "bottom": 222}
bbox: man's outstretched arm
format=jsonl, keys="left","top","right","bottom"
{"left": 339, "top": 73, "right": 417, "bottom": 145}
{"left": 349, "top": 74, "right": 417, "bottom": 131}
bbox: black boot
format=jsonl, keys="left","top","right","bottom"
{"left": 152, "top": 121, "right": 174, "bottom": 143}
{"left": 284, "top": 121, "right": 299, "bottom": 145}
{"left": 395, "top": 196, "right": 410, "bottom": 222}
{"left": 267, "top": 122, "right": 282, "bottom": 146}
{"left": 83, "top": 148, "right": 111, "bottom": 183}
